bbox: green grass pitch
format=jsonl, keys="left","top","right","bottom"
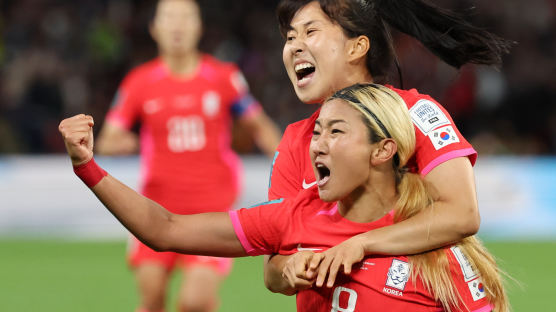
{"left": 0, "top": 239, "right": 553, "bottom": 311}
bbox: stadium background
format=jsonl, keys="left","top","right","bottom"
{"left": 0, "top": 0, "right": 555, "bottom": 311}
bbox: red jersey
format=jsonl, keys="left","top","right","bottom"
{"left": 106, "top": 55, "right": 262, "bottom": 213}
{"left": 230, "top": 189, "right": 492, "bottom": 312}
{"left": 268, "top": 86, "right": 477, "bottom": 200}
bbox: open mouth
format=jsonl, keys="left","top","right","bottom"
{"left": 295, "top": 62, "right": 315, "bottom": 83}
{"left": 316, "top": 163, "right": 330, "bottom": 186}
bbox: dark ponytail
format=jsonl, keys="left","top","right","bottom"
{"left": 376, "top": 0, "right": 513, "bottom": 68}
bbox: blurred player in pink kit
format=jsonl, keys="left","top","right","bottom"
{"left": 96, "top": 0, "right": 281, "bottom": 311}
{"left": 59, "top": 83, "right": 508, "bottom": 311}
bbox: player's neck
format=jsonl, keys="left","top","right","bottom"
{"left": 320, "top": 69, "right": 373, "bottom": 105}
{"left": 162, "top": 52, "right": 201, "bottom": 76}
{"left": 341, "top": 66, "right": 373, "bottom": 88}
{"left": 338, "top": 172, "right": 397, "bottom": 223}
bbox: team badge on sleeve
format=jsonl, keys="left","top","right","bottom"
{"left": 467, "top": 278, "right": 487, "bottom": 301}
{"left": 409, "top": 99, "right": 450, "bottom": 134}
{"left": 385, "top": 259, "right": 410, "bottom": 291}
{"left": 429, "top": 125, "right": 460, "bottom": 150}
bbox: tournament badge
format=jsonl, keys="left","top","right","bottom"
{"left": 451, "top": 246, "right": 478, "bottom": 282}
{"left": 409, "top": 99, "right": 450, "bottom": 134}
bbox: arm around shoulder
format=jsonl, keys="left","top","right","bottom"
{"left": 424, "top": 156, "right": 480, "bottom": 236}
{"left": 358, "top": 157, "right": 479, "bottom": 255}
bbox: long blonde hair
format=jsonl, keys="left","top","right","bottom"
{"left": 329, "top": 84, "right": 509, "bottom": 312}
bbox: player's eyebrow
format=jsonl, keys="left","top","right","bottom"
{"left": 315, "top": 119, "right": 347, "bottom": 127}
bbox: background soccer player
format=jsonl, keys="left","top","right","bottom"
{"left": 95, "top": 1, "right": 281, "bottom": 311}
{"left": 58, "top": 83, "right": 508, "bottom": 311}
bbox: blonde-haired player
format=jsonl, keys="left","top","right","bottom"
{"left": 59, "top": 83, "right": 508, "bottom": 311}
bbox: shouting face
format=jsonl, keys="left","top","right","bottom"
{"left": 310, "top": 98, "right": 374, "bottom": 202}
{"left": 282, "top": 2, "right": 359, "bottom": 104}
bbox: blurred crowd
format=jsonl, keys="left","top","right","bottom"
{"left": 0, "top": 0, "right": 555, "bottom": 155}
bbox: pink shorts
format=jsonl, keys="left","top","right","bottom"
{"left": 127, "top": 236, "right": 233, "bottom": 276}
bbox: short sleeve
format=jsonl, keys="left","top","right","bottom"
{"left": 105, "top": 70, "right": 144, "bottom": 130}
{"left": 228, "top": 198, "right": 293, "bottom": 256}
{"left": 268, "top": 125, "right": 302, "bottom": 200}
{"left": 405, "top": 94, "right": 477, "bottom": 176}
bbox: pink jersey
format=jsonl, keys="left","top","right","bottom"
{"left": 268, "top": 86, "right": 477, "bottom": 200}
{"left": 230, "top": 189, "right": 492, "bottom": 312}
{"left": 106, "top": 55, "right": 261, "bottom": 214}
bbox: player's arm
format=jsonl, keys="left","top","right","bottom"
{"left": 352, "top": 97, "right": 480, "bottom": 255}
{"left": 355, "top": 157, "right": 479, "bottom": 254}
{"left": 238, "top": 111, "right": 281, "bottom": 158}
{"left": 59, "top": 114, "right": 246, "bottom": 257}
{"left": 265, "top": 253, "right": 312, "bottom": 295}
{"left": 261, "top": 125, "right": 310, "bottom": 294}
{"left": 95, "top": 122, "right": 139, "bottom": 155}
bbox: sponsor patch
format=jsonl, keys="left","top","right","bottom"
{"left": 451, "top": 246, "right": 478, "bottom": 282}
{"left": 202, "top": 91, "right": 220, "bottom": 117}
{"left": 429, "top": 125, "right": 460, "bottom": 150}
{"left": 409, "top": 99, "right": 450, "bottom": 134}
{"left": 468, "top": 278, "right": 487, "bottom": 301}
{"left": 385, "top": 259, "right": 410, "bottom": 291}
{"left": 359, "top": 261, "right": 375, "bottom": 271}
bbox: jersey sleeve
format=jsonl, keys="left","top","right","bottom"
{"left": 225, "top": 66, "right": 262, "bottom": 120}
{"left": 447, "top": 246, "right": 494, "bottom": 312}
{"left": 267, "top": 125, "right": 302, "bottom": 200}
{"left": 407, "top": 95, "right": 477, "bottom": 176}
{"left": 104, "top": 70, "right": 143, "bottom": 130}
{"left": 228, "top": 198, "right": 292, "bottom": 256}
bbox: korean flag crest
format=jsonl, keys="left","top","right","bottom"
{"left": 429, "top": 125, "right": 460, "bottom": 150}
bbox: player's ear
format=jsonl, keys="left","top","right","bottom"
{"left": 347, "top": 35, "right": 370, "bottom": 63}
{"left": 370, "top": 139, "right": 397, "bottom": 166}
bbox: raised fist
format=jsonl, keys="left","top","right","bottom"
{"left": 58, "top": 114, "right": 95, "bottom": 166}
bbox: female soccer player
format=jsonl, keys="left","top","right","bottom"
{"left": 95, "top": 1, "right": 281, "bottom": 311}
{"left": 58, "top": 83, "right": 508, "bottom": 311}
{"left": 264, "top": 0, "right": 513, "bottom": 293}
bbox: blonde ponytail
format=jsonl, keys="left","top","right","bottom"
{"left": 395, "top": 172, "right": 509, "bottom": 311}
{"left": 329, "top": 83, "right": 509, "bottom": 311}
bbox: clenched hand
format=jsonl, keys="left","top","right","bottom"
{"left": 58, "top": 114, "right": 95, "bottom": 166}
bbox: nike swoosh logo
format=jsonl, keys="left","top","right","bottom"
{"left": 297, "top": 243, "right": 323, "bottom": 251}
{"left": 302, "top": 179, "right": 317, "bottom": 189}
